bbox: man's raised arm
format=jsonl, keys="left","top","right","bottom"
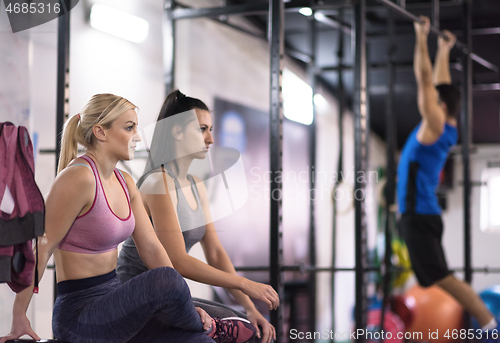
{"left": 414, "top": 16, "right": 445, "bottom": 138}
{"left": 433, "top": 30, "right": 457, "bottom": 85}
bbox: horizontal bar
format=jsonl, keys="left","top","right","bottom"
{"left": 39, "top": 148, "right": 86, "bottom": 154}
{"left": 234, "top": 265, "right": 381, "bottom": 273}
{"left": 235, "top": 265, "right": 500, "bottom": 275}
{"left": 171, "top": 3, "right": 268, "bottom": 20}
{"left": 473, "top": 83, "right": 500, "bottom": 91}
{"left": 472, "top": 27, "right": 500, "bottom": 35}
{"left": 449, "top": 145, "right": 478, "bottom": 155}
{"left": 373, "top": 0, "right": 498, "bottom": 73}
{"left": 286, "top": 48, "right": 312, "bottom": 63}
{"left": 451, "top": 267, "right": 500, "bottom": 274}
{"left": 320, "top": 62, "right": 413, "bottom": 72}
{"left": 469, "top": 53, "right": 499, "bottom": 73}
{"left": 366, "top": 82, "right": 500, "bottom": 94}
{"left": 457, "top": 181, "right": 486, "bottom": 186}
{"left": 487, "top": 160, "right": 500, "bottom": 168}
{"left": 318, "top": 61, "right": 462, "bottom": 73}
{"left": 171, "top": 2, "right": 353, "bottom": 20}
{"left": 367, "top": 1, "right": 461, "bottom": 11}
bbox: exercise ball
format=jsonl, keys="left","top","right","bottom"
{"left": 391, "top": 295, "right": 416, "bottom": 329}
{"left": 405, "top": 285, "right": 464, "bottom": 342}
{"left": 366, "top": 308, "right": 405, "bottom": 343}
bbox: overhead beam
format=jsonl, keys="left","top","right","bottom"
{"left": 287, "top": 27, "right": 500, "bottom": 38}
{"left": 367, "top": 83, "right": 499, "bottom": 94}
{"left": 318, "top": 61, "right": 463, "bottom": 73}
{"left": 373, "top": 0, "right": 498, "bottom": 73}
{"left": 313, "top": 12, "right": 352, "bottom": 35}
{"left": 473, "top": 83, "right": 500, "bottom": 91}
{"left": 171, "top": 1, "right": 352, "bottom": 20}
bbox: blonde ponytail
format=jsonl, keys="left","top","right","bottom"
{"left": 57, "top": 114, "right": 82, "bottom": 174}
{"left": 57, "top": 94, "right": 137, "bottom": 174}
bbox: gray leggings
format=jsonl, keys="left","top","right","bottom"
{"left": 52, "top": 267, "right": 214, "bottom": 343}
{"left": 118, "top": 267, "right": 273, "bottom": 343}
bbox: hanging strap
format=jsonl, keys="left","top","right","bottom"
{"left": 33, "top": 238, "right": 39, "bottom": 294}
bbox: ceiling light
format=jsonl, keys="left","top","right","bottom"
{"left": 314, "top": 94, "right": 328, "bottom": 109}
{"left": 299, "top": 7, "right": 313, "bottom": 17}
{"left": 90, "top": 4, "right": 149, "bottom": 43}
{"left": 283, "top": 69, "right": 313, "bottom": 125}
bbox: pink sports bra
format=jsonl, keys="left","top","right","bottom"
{"left": 58, "top": 156, "right": 135, "bottom": 254}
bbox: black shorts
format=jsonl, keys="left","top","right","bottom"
{"left": 398, "top": 214, "right": 452, "bottom": 287}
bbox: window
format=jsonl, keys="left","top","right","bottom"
{"left": 480, "top": 167, "right": 500, "bottom": 233}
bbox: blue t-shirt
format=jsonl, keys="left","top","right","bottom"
{"left": 397, "top": 123, "right": 458, "bottom": 215}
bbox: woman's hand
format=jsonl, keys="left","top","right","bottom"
{"left": 241, "top": 279, "right": 280, "bottom": 311}
{"left": 0, "top": 314, "right": 40, "bottom": 343}
{"left": 247, "top": 309, "right": 276, "bottom": 343}
{"left": 195, "top": 307, "right": 213, "bottom": 331}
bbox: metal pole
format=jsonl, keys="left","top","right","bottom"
{"left": 331, "top": 9, "right": 345, "bottom": 342}
{"left": 54, "top": 1, "right": 71, "bottom": 334}
{"left": 55, "top": 6, "right": 70, "bottom": 173}
{"left": 462, "top": 0, "right": 473, "bottom": 288}
{"left": 373, "top": 0, "right": 498, "bottom": 72}
{"left": 269, "top": 0, "right": 285, "bottom": 340}
{"left": 353, "top": 0, "right": 368, "bottom": 341}
{"left": 431, "top": 0, "right": 440, "bottom": 29}
{"left": 462, "top": 0, "right": 473, "bottom": 339}
{"left": 379, "top": 8, "right": 397, "bottom": 339}
{"left": 164, "top": 0, "right": 176, "bottom": 95}
{"left": 307, "top": 10, "right": 317, "bottom": 339}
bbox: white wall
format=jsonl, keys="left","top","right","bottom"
{"left": 314, "top": 86, "right": 386, "bottom": 339}
{"left": 0, "top": 0, "right": 165, "bottom": 338}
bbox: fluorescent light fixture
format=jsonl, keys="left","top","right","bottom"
{"left": 314, "top": 93, "right": 328, "bottom": 109}
{"left": 299, "top": 7, "right": 313, "bottom": 16}
{"left": 90, "top": 4, "right": 149, "bottom": 43}
{"left": 314, "top": 12, "right": 326, "bottom": 21}
{"left": 283, "top": 68, "right": 313, "bottom": 125}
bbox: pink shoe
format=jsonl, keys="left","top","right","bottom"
{"left": 208, "top": 317, "right": 256, "bottom": 343}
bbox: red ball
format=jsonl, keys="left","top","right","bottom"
{"left": 405, "top": 285, "right": 464, "bottom": 342}
{"left": 391, "top": 295, "right": 416, "bottom": 329}
{"left": 367, "top": 309, "right": 405, "bottom": 343}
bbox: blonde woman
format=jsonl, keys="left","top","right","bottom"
{"left": 0, "top": 94, "right": 255, "bottom": 343}
{"left": 117, "top": 90, "right": 278, "bottom": 343}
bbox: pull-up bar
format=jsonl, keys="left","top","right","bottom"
{"left": 374, "top": 0, "right": 498, "bottom": 73}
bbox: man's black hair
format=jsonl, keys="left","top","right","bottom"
{"left": 436, "top": 84, "right": 461, "bottom": 118}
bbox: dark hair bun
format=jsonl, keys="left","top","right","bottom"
{"left": 177, "top": 91, "right": 186, "bottom": 101}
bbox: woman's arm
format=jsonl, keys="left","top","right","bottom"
{"left": 1, "top": 166, "right": 94, "bottom": 343}
{"left": 195, "top": 177, "right": 278, "bottom": 343}
{"left": 144, "top": 173, "right": 278, "bottom": 309}
{"left": 121, "top": 171, "right": 173, "bottom": 269}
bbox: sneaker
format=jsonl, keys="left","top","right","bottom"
{"left": 208, "top": 317, "right": 256, "bottom": 343}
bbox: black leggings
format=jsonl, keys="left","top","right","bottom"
{"left": 52, "top": 267, "right": 214, "bottom": 343}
